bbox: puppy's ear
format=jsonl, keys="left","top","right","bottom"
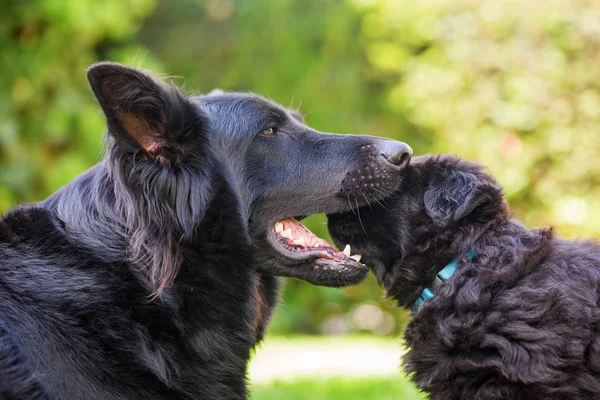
{"left": 87, "top": 62, "right": 205, "bottom": 166}
{"left": 424, "top": 165, "right": 503, "bottom": 228}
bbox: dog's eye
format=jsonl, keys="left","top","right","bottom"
{"left": 260, "top": 127, "right": 277, "bottom": 136}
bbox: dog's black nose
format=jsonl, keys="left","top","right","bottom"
{"left": 380, "top": 141, "right": 412, "bottom": 169}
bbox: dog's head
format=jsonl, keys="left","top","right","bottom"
{"left": 86, "top": 62, "right": 412, "bottom": 293}
{"left": 327, "top": 155, "right": 508, "bottom": 299}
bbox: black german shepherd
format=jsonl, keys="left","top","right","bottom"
{"left": 0, "top": 62, "right": 411, "bottom": 399}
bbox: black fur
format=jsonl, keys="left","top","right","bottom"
{"left": 328, "top": 155, "right": 600, "bottom": 400}
{"left": 0, "top": 62, "right": 412, "bottom": 399}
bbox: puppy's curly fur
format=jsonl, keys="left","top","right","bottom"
{"left": 328, "top": 155, "right": 600, "bottom": 400}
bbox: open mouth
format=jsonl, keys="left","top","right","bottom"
{"left": 268, "top": 217, "right": 364, "bottom": 270}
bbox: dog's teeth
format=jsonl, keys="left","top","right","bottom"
{"left": 275, "top": 222, "right": 284, "bottom": 233}
{"left": 296, "top": 236, "right": 305, "bottom": 247}
{"left": 350, "top": 254, "right": 362, "bottom": 262}
{"left": 343, "top": 244, "right": 351, "bottom": 257}
{"left": 314, "top": 243, "right": 320, "bottom": 248}
{"left": 281, "top": 229, "right": 293, "bottom": 239}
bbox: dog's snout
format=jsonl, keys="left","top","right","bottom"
{"left": 380, "top": 141, "right": 412, "bottom": 169}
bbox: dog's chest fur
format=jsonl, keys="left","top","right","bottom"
{"left": 0, "top": 203, "right": 271, "bottom": 400}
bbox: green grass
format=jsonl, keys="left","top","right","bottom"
{"left": 249, "top": 336, "right": 425, "bottom": 400}
{"left": 251, "top": 334, "right": 401, "bottom": 349}
{"left": 251, "top": 376, "right": 425, "bottom": 400}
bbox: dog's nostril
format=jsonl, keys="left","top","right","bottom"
{"left": 394, "top": 151, "right": 411, "bottom": 168}
{"left": 381, "top": 141, "right": 412, "bottom": 169}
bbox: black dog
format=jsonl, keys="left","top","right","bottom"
{"left": 0, "top": 62, "right": 412, "bottom": 400}
{"left": 328, "top": 155, "right": 600, "bottom": 400}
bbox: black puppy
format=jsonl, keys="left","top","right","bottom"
{"left": 328, "top": 155, "right": 600, "bottom": 400}
{"left": 0, "top": 62, "right": 412, "bottom": 399}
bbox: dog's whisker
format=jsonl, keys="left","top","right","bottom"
{"left": 348, "top": 193, "right": 356, "bottom": 215}
{"left": 372, "top": 194, "right": 391, "bottom": 212}
{"left": 374, "top": 186, "right": 394, "bottom": 197}
{"left": 359, "top": 189, "right": 372, "bottom": 210}
{"left": 371, "top": 189, "right": 393, "bottom": 210}
{"left": 354, "top": 195, "right": 367, "bottom": 236}
{"left": 371, "top": 187, "right": 391, "bottom": 199}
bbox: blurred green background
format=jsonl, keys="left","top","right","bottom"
{"left": 2, "top": 0, "right": 600, "bottom": 397}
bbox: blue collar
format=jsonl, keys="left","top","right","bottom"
{"left": 411, "top": 251, "right": 474, "bottom": 315}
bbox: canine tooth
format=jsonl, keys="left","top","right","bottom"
{"left": 275, "top": 222, "right": 284, "bottom": 233}
{"left": 281, "top": 229, "right": 293, "bottom": 239}
{"left": 343, "top": 244, "right": 351, "bottom": 257}
{"left": 350, "top": 254, "right": 362, "bottom": 262}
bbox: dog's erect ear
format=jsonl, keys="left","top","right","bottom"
{"left": 87, "top": 62, "right": 204, "bottom": 166}
{"left": 424, "top": 165, "right": 502, "bottom": 228}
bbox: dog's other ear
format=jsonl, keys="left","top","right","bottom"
{"left": 87, "top": 62, "right": 205, "bottom": 166}
{"left": 424, "top": 161, "right": 503, "bottom": 228}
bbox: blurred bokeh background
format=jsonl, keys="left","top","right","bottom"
{"left": 2, "top": 0, "right": 600, "bottom": 397}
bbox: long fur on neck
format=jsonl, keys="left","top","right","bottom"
{"left": 48, "top": 140, "right": 215, "bottom": 297}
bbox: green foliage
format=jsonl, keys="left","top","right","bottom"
{"left": 249, "top": 335, "right": 424, "bottom": 399}
{"left": 0, "top": 0, "right": 157, "bottom": 211}
{"left": 4, "top": 0, "right": 600, "bottom": 335}
{"left": 349, "top": 0, "right": 600, "bottom": 239}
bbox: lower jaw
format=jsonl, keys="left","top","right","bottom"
{"left": 262, "top": 252, "right": 369, "bottom": 287}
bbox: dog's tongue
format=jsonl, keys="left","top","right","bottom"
{"left": 274, "top": 218, "right": 362, "bottom": 262}
{"left": 275, "top": 218, "right": 331, "bottom": 248}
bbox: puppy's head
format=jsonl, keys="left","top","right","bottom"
{"left": 327, "top": 155, "right": 507, "bottom": 299}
